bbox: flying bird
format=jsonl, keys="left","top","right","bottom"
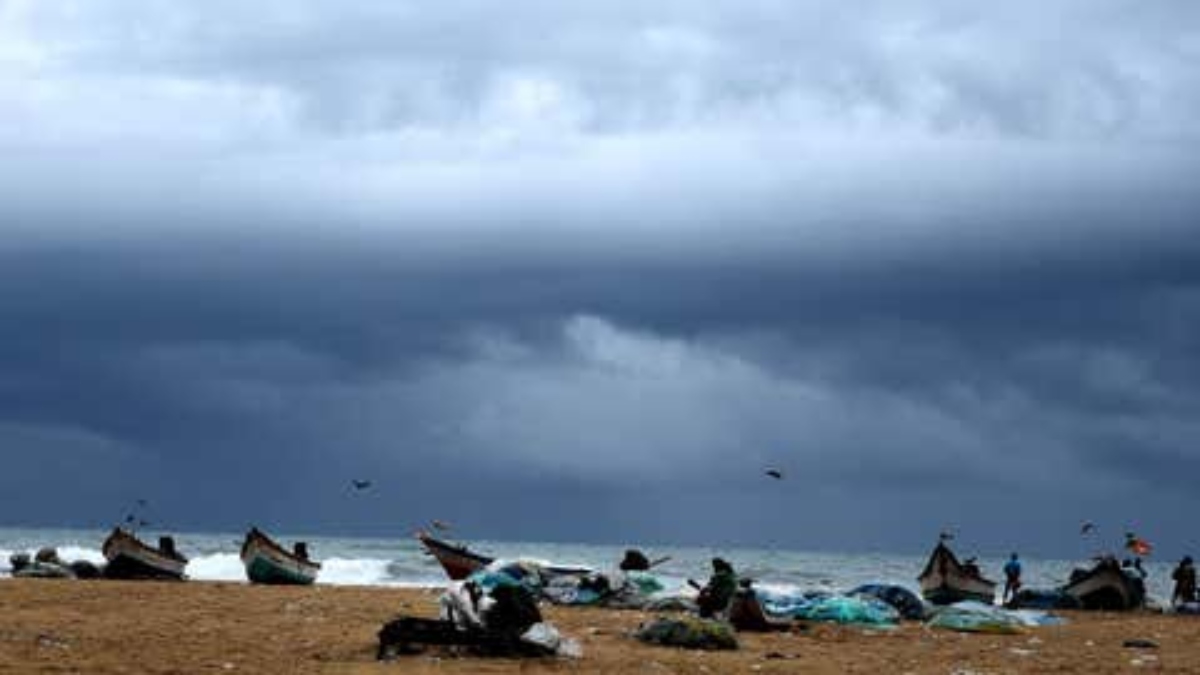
{"left": 765, "top": 469, "right": 784, "bottom": 480}
{"left": 1080, "top": 522, "right": 1096, "bottom": 535}
{"left": 351, "top": 479, "right": 372, "bottom": 491}
{"left": 938, "top": 531, "right": 956, "bottom": 542}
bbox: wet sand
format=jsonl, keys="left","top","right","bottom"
{"left": 0, "top": 578, "right": 1195, "bottom": 674}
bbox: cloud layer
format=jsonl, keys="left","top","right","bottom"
{"left": 1, "top": 1, "right": 1198, "bottom": 555}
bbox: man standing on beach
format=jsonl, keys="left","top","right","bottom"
{"left": 1172, "top": 556, "right": 1196, "bottom": 607}
{"left": 1003, "top": 553, "right": 1022, "bottom": 605}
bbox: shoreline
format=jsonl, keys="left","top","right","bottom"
{"left": 2, "top": 578, "right": 1196, "bottom": 673}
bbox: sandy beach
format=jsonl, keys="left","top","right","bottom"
{"left": 0, "top": 579, "right": 1195, "bottom": 674}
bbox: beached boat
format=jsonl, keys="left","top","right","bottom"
{"left": 240, "top": 527, "right": 321, "bottom": 585}
{"left": 415, "top": 532, "right": 592, "bottom": 582}
{"left": 101, "top": 527, "right": 188, "bottom": 580}
{"left": 417, "top": 532, "right": 494, "bottom": 580}
{"left": 1062, "top": 558, "right": 1145, "bottom": 610}
{"left": 918, "top": 542, "right": 997, "bottom": 605}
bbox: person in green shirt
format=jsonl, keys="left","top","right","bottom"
{"left": 697, "top": 558, "right": 737, "bottom": 619}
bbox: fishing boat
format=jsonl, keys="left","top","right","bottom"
{"left": 101, "top": 527, "right": 188, "bottom": 580}
{"left": 918, "top": 541, "right": 997, "bottom": 605}
{"left": 417, "top": 532, "right": 491, "bottom": 580}
{"left": 240, "top": 527, "right": 321, "bottom": 585}
{"left": 415, "top": 532, "right": 592, "bottom": 582}
{"left": 1062, "top": 557, "right": 1145, "bottom": 610}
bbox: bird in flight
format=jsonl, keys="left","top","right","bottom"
{"left": 1080, "top": 522, "right": 1096, "bottom": 535}
{"left": 765, "top": 468, "right": 784, "bottom": 480}
{"left": 938, "top": 531, "right": 956, "bottom": 542}
{"left": 351, "top": 479, "right": 372, "bottom": 491}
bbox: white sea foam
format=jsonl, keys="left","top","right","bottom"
{"left": 186, "top": 553, "right": 246, "bottom": 582}
{"left": 56, "top": 546, "right": 106, "bottom": 565}
{"left": 317, "top": 557, "right": 398, "bottom": 586}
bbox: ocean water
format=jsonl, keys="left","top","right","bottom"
{"left": 0, "top": 526, "right": 1177, "bottom": 602}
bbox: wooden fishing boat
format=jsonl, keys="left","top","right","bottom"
{"left": 918, "top": 542, "right": 996, "bottom": 605}
{"left": 101, "top": 527, "right": 187, "bottom": 580}
{"left": 417, "top": 532, "right": 493, "bottom": 580}
{"left": 240, "top": 527, "right": 321, "bottom": 585}
{"left": 1062, "top": 557, "right": 1145, "bottom": 610}
{"left": 415, "top": 532, "right": 592, "bottom": 582}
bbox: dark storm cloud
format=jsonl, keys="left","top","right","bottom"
{"left": 1, "top": 1, "right": 1199, "bottom": 554}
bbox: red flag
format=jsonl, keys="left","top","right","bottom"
{"left": 1126, "top": 537, "right": 1152, "bottom": 556}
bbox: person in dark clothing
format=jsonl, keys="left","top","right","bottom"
{"left": 697, "top": 558, "right": 737, "bottom": 619}
{"left": 620, "top": 548, "right": 650, "bottom": 572}
{"left": 1002, "top": 553, "right": 1022, "bottom": 605}
{"left": 1120, "top": 558, "right": 1149, "bottom": 600}
{"left": 1172, "top": 556, "right": 1197, "bottom": 606}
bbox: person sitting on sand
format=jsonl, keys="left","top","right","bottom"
{"left": 697, "top": 558, "right": 738, "bottom": 619}
{"left": 620, "top": 549, "right": 650, "bottom": 572}
{"left": 1172, "top": 556, "right": 1196, "bottom": 606}
{"left": 1002, "top": 553, "right": 1022, "bottom": 605}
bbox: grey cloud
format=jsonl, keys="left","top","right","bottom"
{"left": 1, "top": 1, "right": 1199, "bottom": 554}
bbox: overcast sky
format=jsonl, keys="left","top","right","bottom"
{"left": 2, "top": 1, "right": 1199, "bottom": 558}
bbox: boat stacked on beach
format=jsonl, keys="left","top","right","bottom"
{"left": 918, "top": 541, "right": 997, "bottom": 605}
{"left": 101, "top": 527, "right": 188, "bottom": 580}
{"left": 240, "top": 527, "right": 321, "bottom": 585}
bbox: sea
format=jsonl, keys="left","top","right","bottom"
{"left": 0, "top": 526, "right": 1178, "bottom": 602}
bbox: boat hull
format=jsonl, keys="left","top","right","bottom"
{"left": 240, "top": 530, "right": 320, "bottom": 585}
{"left": 918, "top": 543, "right": 996, "bottom": 605}
{"left": 921, "top": 585, "right": 996, "bottom": 606}
{"left": 243, "top": 553, "right": 319, "bottom": 585}
{"left": 416, "top": 533, "right": 591, "bottom": 582}
{"left": 1063, "top": 562, "right": 1144, "bottom": 610}
{"left": 418, "top": 534, "right": 492, "bottom": 581}
{"left": 102, "top": 529, "right": 187, "bottom": 580}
